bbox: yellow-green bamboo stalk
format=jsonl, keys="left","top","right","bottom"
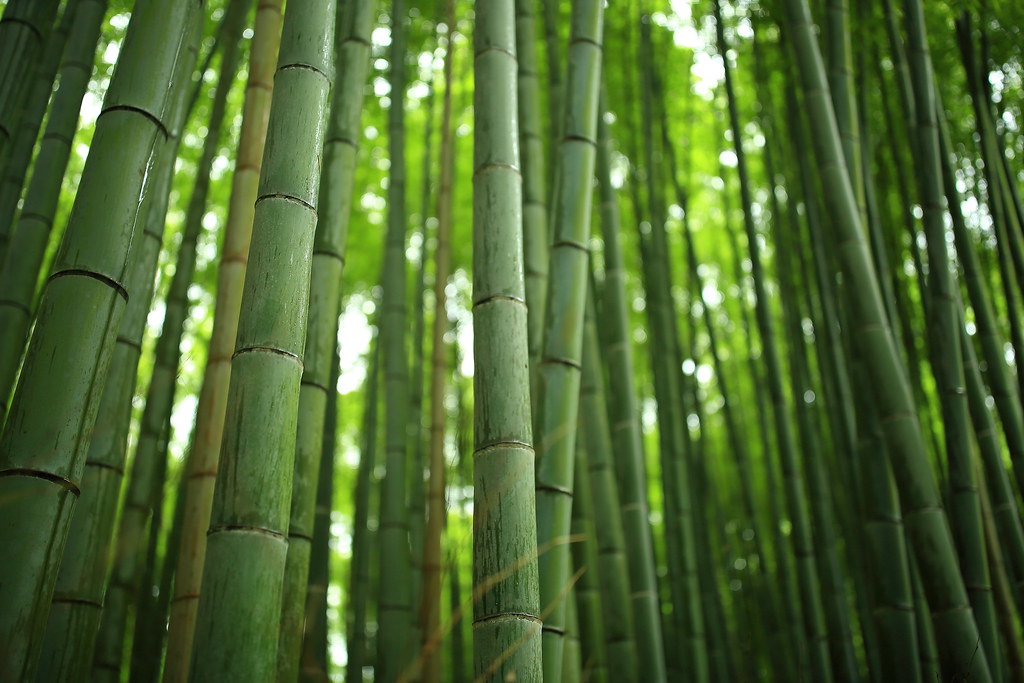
{"left": 160, "top": 5, "right": 284, "bottom": 681}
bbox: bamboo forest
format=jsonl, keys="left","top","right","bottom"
{"left": 5, "top": 0, "right": 1024, "bottom": 680}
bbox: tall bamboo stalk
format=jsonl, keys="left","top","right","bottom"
{"left": 95, "top": 8, "right": 250, "bottom": 679}
{"left": 902, "top": 1, "right": 1001, "bottom": 674}
{"left": 0, "top": 0, "right": 74, "bottom": 247}
{"left": 580, "top": 287, "right": 637, "bottom": 681}
{"left": 595, "top": 103, "right": 666, "bottom": 683}
{"left": 941, "top": 119, "right": 1024, "bottom": 608}
{"left": 0, "top": 0, "right": 61, "bottom": 178}
{"left": 0, "top": 0, "right": 106, "bottom": 415}
{"left": 161, "top": 5, "right": 284, "bottom": 679}
{"left": 298, "top": 344, "right": 339, "bottom": 683}
{"left": 570, "top": 434, "right": 608, "bottom": 683}
{"left": 780, "top": 0, "right": 993, "bottom": 678}
{"left": 533, "top": 0, "right": 603, "bottom": 677}
{"left": 515, "top": 0, "right": 549, "bottom": 409}
{"left": 36, "top": 18, "right": 201, "bottom": 680}
{"left": 420, "top": 2, "right": 455, "bottom": 678}
{"left": 187, "top": 0, "right": 336, "bottom": 677}
{"left": 634, "top": 19, "right": 707, "bottom": 678}
{"left": 0, "top": 1, "right": 202, "bottom": 677}
{"left": 715, "top": 3, "right": 832, "bottom": 678}
{"left": 471, "top": 0, "right": 543, "bottom": 676}
{"left": 375, "top": 0, "right": 413, "bottom": 678}
{"left": 277, "top": 0, "right": 375, "bottom": 673}
{"left": 345, "top": 330, "right": 381, "bottom": 683}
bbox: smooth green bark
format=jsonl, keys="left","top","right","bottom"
{"left": 580, "top": 289, "right": 637, "bottom": 681}
{"left": 277, "top": 0, "right": 374, "bottom": 676}
{"left": 780, "top": 1, "right": 992, "bottom": 679}
{"left": 161, "top": 4, "right": 284, "bottom": 679}
{"left": 375, "top": 0, "right": 414, "bottom": 678}
{"left": 0, "top": 0, "right": 107, "bottom": 416}
{"left": 187, "top": 0, "right": 336, "bottom": 678}
{"left": 0, "top": 0, "right": 61, "bottom": 181}
{"left": 595, "top": 105, "right": 666, "bottom": 683}
{"left": 514, "top": 0, "right": 549, "bottom": 409}
{"left": 345, "top": 333, "right": 380, "bottom": 683}
{"left": 0, "top": 1, "right": 202, "bottom": 676}
{"left": 533, "top": 1, "right": 602, "bottom": 678}
{"left": 94, "top": 7, "right": 249, "bottom": 679}
{"left": 0, "top": 0, "right": 74, "bottom": 254}
{"left": 36, "top": 18, "right": 199, "bottom": 676}
{"left": 471, "top": 0, "right": 543, "bottom": 677}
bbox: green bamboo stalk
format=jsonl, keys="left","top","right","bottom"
{"left": 299, "top": 343, "right": 340, "bottom": 683}
{"left": 0, "top": 0, "right": 74, "bottom": 246}
{"left": 471, "top": 0, "right": 543, "bottom": 676}
{"left": 756, "top": 37, "right": 865, "bottom": 680}
{"left": 579, "top": 286, "right": 638, "bottom": 681}
{"left": 962, "top": 305, "right": 1024, "bottom": 610}
{"left": 714, "top": 3, "right": 832, "bottom": 678}
{"left": 540, "top": 0, "right": 561, "bottom": 166}
{"left": 186, "top": 0, "right": 336, "bottom": 677}
{"left": 375, "top": 0, "right": 413, "bottom": 678}
{"left": 788, "top": 94, "right": 886, "bottom": 683}
{"left": 0, "top": 0, "right": 107, "bottom": 416}
{"left": 677, "top": 93, "right": 790, "bottom": 675}
{"left": 978, "top": 457, "right": 1024, "bottom": 681}
{"left": 161, "top": 5, "right": 284, "bottom": 679}
{"left": 533, "top": 0, "right": 603, "bottom": 677}
{"left": 33, "top": 15, "right": 199, "bottom": 677}
{"left": 407, "top": 72, "right": 434, "bottom": 672}
{"left": 868, "top": 61, "right": 943, "bottom": 477}
{"left": 903, "top": 3, "right": 1000, "bottom": 674}
{"left": 824, "top": 0, "right": 863, "bottom": 219}
{"left": 681, "top": 328, "right": 739, "bottom": 683}
{"left": 595, "top": 102, "right": 666, "bottom": 683}
{"left": 0, "top": 0, "right": 61, "bottom": 178}
{"left": 779, "top": 0, "right": 993, "bottom": 679}
{"left": 131, "top": 464, "right": 187, "bottom": 683}
{"left": 788, "top": 80, "right": 921, "bottom": 683}
{"left": 721, "top": 170, "right": 804, "bottom": 678}
{"left": 635, "top": 17, "right": 704, "bottom": 679}
{"left": 449, "top": 369, "right": 471, "bottom": 683}
{"left": 942, "top": 120, "right": 1024, "bottom": 608}
{"left": 94, "top": 7, "right": 250, "bottom": 677}
{"left": 570, "top": 435, "right": 608, "bottom": 683}
{"left": 764, "top": 100, "right": 860, "bottom": 683}
{"left": 277, "top": 0, "right": 374, "bottom": 674}
{"left": 420, "top": 3, "right": 455, "bottom": 678}
{"left": 345, "top": 332, "right": 380, "bottom": 683}
{"left": 940, "top": 76, "right": 1024, "bottom": 509}
{"left": 515, "top": 0, "right": 549, "bottom": 410}
{"left": 956, "top": 14, "right": 1024, "bottom": 408}
{"left": 405, "top": 65, "right": 434, "bottom": 667}
{"left": 449, "top": 547, "right": 469, "bottom": 683}
{"left": 857, "top": 57, "right": 900, "bottom": 330}
{"left": 0, "top": 1, "right": 201, "bottom": 677}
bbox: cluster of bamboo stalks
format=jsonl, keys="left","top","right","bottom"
{"left": 0, "top": 0, "right": 1023, "bottom": 681}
